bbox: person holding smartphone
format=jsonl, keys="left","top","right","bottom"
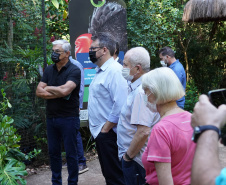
{"left": 191, "top": 94, "right": 226, "bottom": 185}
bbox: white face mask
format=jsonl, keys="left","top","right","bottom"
{"left": 143, "top": 93, "right": 158, "bottom": 112}
{"left": 143, "top": 93, "right": 150, "bottom": 104}
{"left": 160, "top": 60, "right": 167, "bottom": 67}
{"left": 146, "top": 102, "right": 158, "bottom": 112}
{"left": 122, "top": 67, "right": 134, "bottom": 81}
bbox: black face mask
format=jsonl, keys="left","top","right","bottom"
{"left": 89, "top": 50, "right": 105, "bottom": 63}
{"left": 89, "top": 51, "right": 98, "bottom": 63}
{"left": 51, "top": 52, "right": 61, "bottom": 63}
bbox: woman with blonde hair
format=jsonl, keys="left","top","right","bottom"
{"left": 141, "top": 67, "right": 196, "bottom": 185}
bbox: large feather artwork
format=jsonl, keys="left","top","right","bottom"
{"left": 88, "top": 2, "right": 128, "bottom": 53}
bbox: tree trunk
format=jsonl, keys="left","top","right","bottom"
{"left": 178, "top": 32, "right": 190, "bottom": 81}
{"left": 209, "top": 21, "right": 218, "bottom": 44}
{"left": 184, "top": 51, "right": 189, "bottom": 81}
{"left": 42, "top": 0, "right": 47, "bottom": 70}
{"left": 7, "top": 10, "right": 13, "bottom": 49}
{"left": 6, "top": 3, "right": 13, "bottom": 100}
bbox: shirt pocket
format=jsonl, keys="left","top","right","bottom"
{"left": 92, "top": 83, "right": 109, "bottom": 98}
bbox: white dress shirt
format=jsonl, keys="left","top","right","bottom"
{"left": 88, "top": 57, "right": 128, "bottom": 138}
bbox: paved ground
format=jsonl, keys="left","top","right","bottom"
{"left": 25, "top": 158, "right": 105, "bottom": 185}
{"left": 25, "top": 144, "right": 226, "bottom": 185}
{"left": 219, "top": 143, "right": 226, "bottom": 167}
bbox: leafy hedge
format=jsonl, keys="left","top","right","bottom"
{"left": 0, "top": 89, "right": 41, "bottom": 185}
{"left": 0, "top": 89, "right": 27, "bottom": 185}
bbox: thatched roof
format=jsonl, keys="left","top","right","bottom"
{"left": 182, "top": 0, "right": 226, "bottom": 22}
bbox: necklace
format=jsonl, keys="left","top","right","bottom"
{"left": 161, "top": 106, "right": 179, "bottom": 118}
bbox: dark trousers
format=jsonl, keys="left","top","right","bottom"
{"left": 77, "top": 131, "right": 86, "bottom": 165}
{"left": 47, "top": 117, "right": 80, "bottom": 185}
{"left": 121, "top": 158, "right": 146, "bottom": 185}
{"left": 95, "top": 129, "right": 125, "bottom": 185}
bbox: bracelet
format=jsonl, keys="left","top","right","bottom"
{"left": 125, "top": 152, "right": 133, "bottom": 161}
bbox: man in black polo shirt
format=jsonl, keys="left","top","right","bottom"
{"left": 36, "top": 40, "right": 81, "bottom": 185}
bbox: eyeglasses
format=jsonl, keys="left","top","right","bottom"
{"left": 89, "top": 47, "right": 103, "bottom": 51}
{"left": 52, "top": 50, "right": 65, "bottom": 54}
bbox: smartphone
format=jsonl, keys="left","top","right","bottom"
{"left": 208, "top": 89, "right": 226, "bottom": 107}
{"left": 208, "top": 89, "right": 226, "bottom": 145}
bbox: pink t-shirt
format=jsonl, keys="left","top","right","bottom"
{"left": 142, "top": 111, "right": 196, "bottom": 185}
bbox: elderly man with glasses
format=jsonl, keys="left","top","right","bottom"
{"left": 36, "top": 40, "right": 81, "bottom": 185}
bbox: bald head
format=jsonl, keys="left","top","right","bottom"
{"left": 125, "top": 47, "right": 150, "bottom": 72}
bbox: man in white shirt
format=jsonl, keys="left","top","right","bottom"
{"left": 88, "top": 32, "right": 127, "bottom": 185}
{"left": 117, "top": 47, "right": 160, "bottom": 185}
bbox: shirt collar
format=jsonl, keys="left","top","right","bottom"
{"left": 170, "top": 59, "right": 179, "bottom": 67}
{"left": 129, "top": 76, "right": 142, "bottom": 91}
{"left": 65, "top": 60, "right": 71, "bottom": 68}
{"left": 95, "top": 57, "right": 114, "bottom": 73}
{"left": 115, "top": 57, "right": 119, "bottom": 62}
{"left": 53, "top": 60, "right": 71, "bottom": 70}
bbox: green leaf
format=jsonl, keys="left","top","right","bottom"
{"left": 63, "top": 9, "right": 67, "bottom": 19}
{"left": 51, "top": 0, "right": 59, "bottom": 9}
{"left": 7, "top": 101, "right": 12, "bottom": 108}
{"left": 11, "top": 144, "right": 20, "bottom": 148}
{"left": 0, "top": 159, "right": 27, "bottom": 185}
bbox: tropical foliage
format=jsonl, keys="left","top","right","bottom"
{"left": 0, "top": 89, "right": 41, "bottom": 184}
{"left": 0, "top": 89, "right": 28, "bottom": 185}
{"left": 45, "top": 0, "right": 70, "bottom": 40}
{"left": 0, "top": 0, "right": 43, "bottom": 48}
{"left": 126, "top": 0, "right": 226, "bottom": 95}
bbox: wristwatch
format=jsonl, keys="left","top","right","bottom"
{"left": 192, "top": 125, "right": 221, "bottom": 143}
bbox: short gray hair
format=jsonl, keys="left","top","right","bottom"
{"left": 52, "top": 40, "right": 71, "bottom": 54}
{"left": 126, "top": 47, "right": 150, "bottom": 72}
{"left": 142, "top": 67, "right": 185, "bottom": 104}
{"left": 91, "top": 32, "right": 116, "bottom": 56}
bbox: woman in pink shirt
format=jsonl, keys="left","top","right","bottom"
{"left": 141, "top": 67, "right": 196, "bottom": 185}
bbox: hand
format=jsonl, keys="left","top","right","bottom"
{"left": 101, "top": 124, "right": 109, "bottom": 133}
{"left": 123, "top": 153, "right": 131, "bottom": 162}
{"left": 100, "top": 121, "right": 115, "bottom": 133}
{"left": 191, "top": 95, "right": 226, "bottom": 129}
{"left": 44, "top": 86, "right": 49, "bottom": 91}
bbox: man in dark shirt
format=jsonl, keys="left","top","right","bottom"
{"left": 36, "top": 40, "right": 81, "bottom": 185}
